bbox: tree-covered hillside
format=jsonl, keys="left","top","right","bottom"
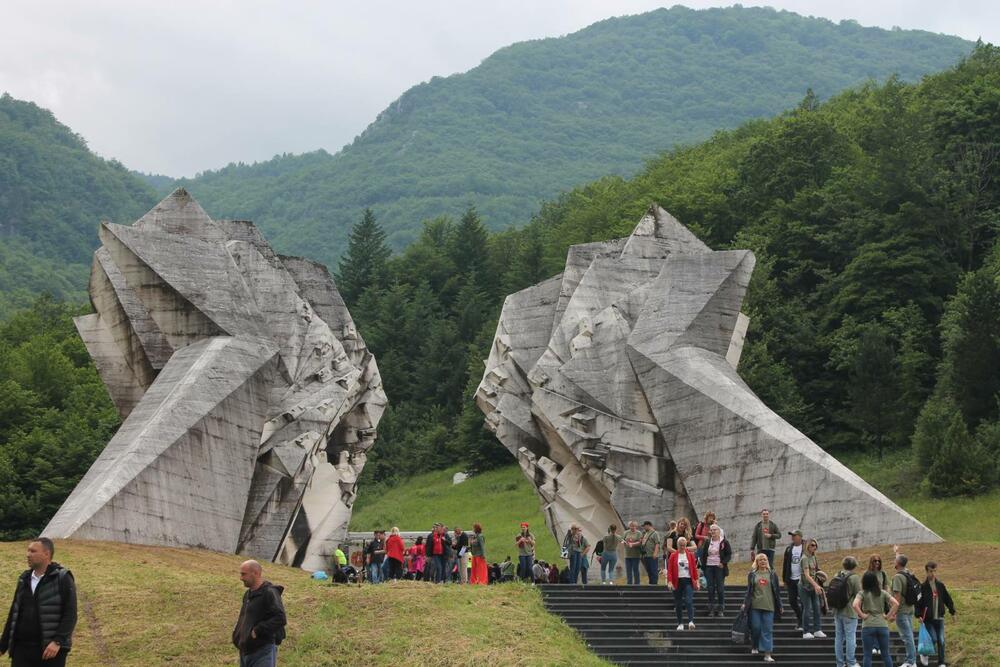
{"left": 0, "top": 94, "right": 158, "bottom": 318}
{"left": 171, "top": 6, "right": 972, "bottom": 267}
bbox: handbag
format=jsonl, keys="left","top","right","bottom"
{"left": 731, "top": 608, "right": 750, "bottom": 644}
{"left": 918, "top": 622, "right": 936, "bottom": 657}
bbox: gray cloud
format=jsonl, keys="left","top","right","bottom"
{"left": 1, "top": 1, "right": 994, "bottom": 176}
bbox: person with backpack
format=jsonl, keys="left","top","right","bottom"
{"left": 233, "top": 560, "right": 286, "bottom": 667}
{"left": 890, "top": 547, "right": 919, "bottom": 667}
{"left": 914, "top": 561, "right": 956, "bottom": 667}
{"left": 742, "top": 552, "right": 782, "bottom": 663}
{"left": 800, "top": 537, "right": 827, "bottom": 639}
{"left": 639, "top": 521, "right": 662, "bottom": 585}
{"left": 623, "top": 521, "right": 643, "bottom": 586}
{"left": 599, "top": 525, "right": 623, "bottom": 585}
{"left": 0, "top": 538, "right": 77, "bottom": 667}
{"left": 749, "top": 508, "right": 780, "bottom": 568}
{"left": 565, "top": 525, "right": 590, "bottom": 584}
{"left": 693, "top": 511, "right": 717, "bottom": 549}
{"left": 667, "top": 537, "right": 700, "bottom": 631}
{"left": 696, "top": 524, "right": 731, "bottom": 616}
{"left": 852, "top": 570, "right": 899, "bottom": 667}
{"left": 831, "top": 556, "right": 863, "bottom": 667}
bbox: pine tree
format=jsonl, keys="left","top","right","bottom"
{"left": 334, "top": 208, "right": 391, "bottom": 305}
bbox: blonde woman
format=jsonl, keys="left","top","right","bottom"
{"left": 742, "top": 553, "right": 783, "bottom": 663}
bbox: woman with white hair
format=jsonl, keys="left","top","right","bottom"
{"left": 697, "top": 524, "right": 732, "bottom": 616}
{"left": 742, "top": 552, "right": 783, "bottom": 663}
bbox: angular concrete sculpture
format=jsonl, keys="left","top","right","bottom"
{"left": 45, "top": 189, "right": 386, "bottom": 570}
{"left": 477, "top": 206, "right": 939, "bottom": 552}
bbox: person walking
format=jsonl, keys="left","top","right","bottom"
{"left": 623, "top": 521, "right": 643, "bottom": 586}
{"left": 565, "top": 525, "right": 590, "bottom": 584}
{"left": 915, "top": 561, "right": 956, "bottom": 667}
{"left": 750, "top": 509, "right": 780, "bottom": 568}
{"left": 742, "top": 553, "right": 782, "bottom": 663}
{"left": 469, "top": 524, "right": 488, "bottom": 585}
{"left": 640, "top": 521, "right": 662, "bottom": 585}
{"left": 782, "top": 529, "right": 806, "bottom": 631}
{"left": 697, "top": 524, "right": 731, "bottom": 616}
{"left": 452, "top": 527, "right": 470, "bottom": 584}
{"left": 833, "top": 556, "right": 864, "bottom": 667}
{"left": 889, "top": 547, "right": 917, "bottom": 667}
{"left": 232, "top": 560, "right": 286, "bottom": 667}
{"left": 515, "top": 523, "right": 535, "bottom": 582}
{"left": 694, "top": 511, "right": 717, "bottom": 549}
{"left": 852, "top": 571, "right": 899, "bottom": 667}
{"left": 385, "top": 527, "right": 405, "bottom": 581}
{"left": 800, "top": 538, "right": 826, "bottom": 639}
{"left": 0, "top": 538, "right": 77, "bottom": 667}
{"left": 600, "top": 525, "right": 623, "bottom": 585}
{"left": 666, "top": 518, "right": 693, "bottom": 555}
{"left": 667, "top": 537, "right": 700, "bottom": 631}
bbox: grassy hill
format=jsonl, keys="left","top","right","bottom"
{"left": 0, "top": 95, "right": 158, "bottom": 319}
{"left": 0, "top": 539, "right": 606, "bottom": 666}
{"left": 170, "top": 6, "right": 973, "bottom": 266}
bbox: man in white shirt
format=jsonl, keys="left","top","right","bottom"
{"left": 782, "top": 529, "right": 805, "bottom": 630}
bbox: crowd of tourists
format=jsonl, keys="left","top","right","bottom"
{"left": 1, "top": 511, "right": 957, "bottom": 667}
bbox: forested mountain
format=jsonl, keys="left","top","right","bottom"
{"left": 346, "top": 44, "right": 1000, "bottom": 500}
{"left": 170, "top": 6, "right": 973, "bottom": 267}
{"left": 0, "top": 94, "right": 158, "bottom": 318}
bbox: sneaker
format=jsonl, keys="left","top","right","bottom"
{"left": 795, "top": 626, "right": 804, "bottom": 631}
{"left": 813, "top": 630, "right": 827, "bottom": 638}
{"left": 676, "top": 624, "right": 685, "bottom": 631}
{"left": 802, "top": 632, "right": 814, "bottom": 639}
{"left": 764, "top": 657, "right": 775, "bottom": 663}
{"left": 751, "top": 649, "right": 759, "bottom": 655}
{"left": 688, "top": 622, "right": 696, "bottom": 630}
{"left": 920, "top": 658, "right": 929, "bottom": 667}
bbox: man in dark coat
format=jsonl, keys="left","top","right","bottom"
{"left": 0, "top": 537, "right": 77, "bottom": 667}
{"left": 232, "top": 560, "right": 286, "bottom": 667}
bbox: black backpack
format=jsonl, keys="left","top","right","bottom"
{"left": 901, "top": 571, "right": 922, "bottom": 606}
{"left": 595, "top": 539, "right": 605, "bottom": 556}
{"left": 827, "top": 571, "right": 851, "bottom": 609}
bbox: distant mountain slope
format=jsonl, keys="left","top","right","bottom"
{"left": 175, "top": 5, "right": 973, "bottom": 266}
{"left": 0, "top": 94, "right": 158, "bottom": 317}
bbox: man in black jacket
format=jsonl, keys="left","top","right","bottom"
{"left": 781, "top": 530, "right": 805, "bottom": 630}
{"left": 0, "top": 537, "right": 77, "bottom": 667}
{"left": 232, "top": 560, "right": 286, "bottom": 667}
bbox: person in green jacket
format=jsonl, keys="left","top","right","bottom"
{"left": 749, "top": 508, "right": 780, "bottom": 568}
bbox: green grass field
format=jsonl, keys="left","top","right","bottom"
{"left": 351, "top": 465, "right": 563, "bottom": 562}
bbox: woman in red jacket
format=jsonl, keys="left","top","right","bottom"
{"left": 666, "top": 536, "right": 700, "bottom": 631}
{"left": 385, "top": 527, "right": 406, "bottom": 580}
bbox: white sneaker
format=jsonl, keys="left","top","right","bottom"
{"left": 688, "top": 622, "right": 696, "bottom": 630}
{"left": 764, "top": 657, "right": 775, "bottom": 663}
{"left": 751, "top": 649, "right": 759, "bottom": 655}
{"left": 920, "top": 658, "right": 929, "bottom": 667}
{"left": 802, "top": 632, "right": 814, "bottom": 639}
{"left": 813, "top": 630, "right": 827, "bottom": 638}
{"left": 676, "top": 624, "right": 685, "bottom": 631}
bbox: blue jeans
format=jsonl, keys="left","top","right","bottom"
{"left": 368, "top": 562, "right": 382, "bottom": 584}
{"left": 600, "top": 552, "right": 618, "bottom": 582}
{"left": 518, "top": 555, "right": 533, "bottom": 581}
{"left": 861, "top": 626, "right": 892, "bottom": 667}
{"left": 432, "top": 554, "right": 448, "bottom": 583}
{"left": 625, "top": 557, "right": 641, "bottom": 585}
{"left": 836, "top": 615, "right": 859, "bottom": 667}
{"left": 750, "top": 608, "right": 774, "bottom": 652}
{"left": 895, "top": 612, "right": 916, "bottom": 665}
{"left": 801, "top": 583, "right": 821, "bottom": 633}
{"left": 642, "top": 556, "right": 659, "bottom": 585}
{"left": 761, "top": 549, "right": 775, "bottom": 569}
{"left": 568, "top": 551, "right": 583, "bottom": 584}
{"left": 705, "top": 565, "right": 725, "bottom": 611}
{"left": 924, "top": 618, "right": 945, "bottom": 664}
{"left": 240, "top": 644, "right": 276, "bottom": 667}
{"left": 673, "top": 579, "right": 694, "bottom": 624}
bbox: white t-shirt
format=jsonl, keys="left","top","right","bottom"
{"left": 677, "top": 553, "right": 691, "bottom": 580}
{"left": 790, "top": 544, "right": 803, "bottom": 580}
{"left": 30, "top": 570, "right": 43, "bottom": 593}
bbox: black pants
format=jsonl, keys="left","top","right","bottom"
{"left": 11, "top": 643, "right": 68, "bottom": 667}
{"left": 786, "top": 579, "right": 803, "bottom": 626}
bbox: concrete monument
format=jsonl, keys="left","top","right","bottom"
{"left": 45, "top": 189, "right": 386, "bottom": 569}
{"left": 477, "top": 205, "right": 939, "bottom": 552}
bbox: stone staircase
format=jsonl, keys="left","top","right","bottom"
{"left": 539, "top": 584, "right": 929, "bottom": 666}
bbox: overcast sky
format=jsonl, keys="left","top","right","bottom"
{"left": 1, "top": 1, "right": 996, "bottom": 177}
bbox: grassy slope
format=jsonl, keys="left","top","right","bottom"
{"left": 0, "top": 540, "right": 606, "bottom": 666}
{"left": 351, "top": 466, "right": 562, "bottom": 562}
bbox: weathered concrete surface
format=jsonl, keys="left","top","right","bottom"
{"left": 478, "top": 205, "right": 940, "bottom": 552}
{"left": 46, "top": 188, "right": 386, "bottom": 569}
